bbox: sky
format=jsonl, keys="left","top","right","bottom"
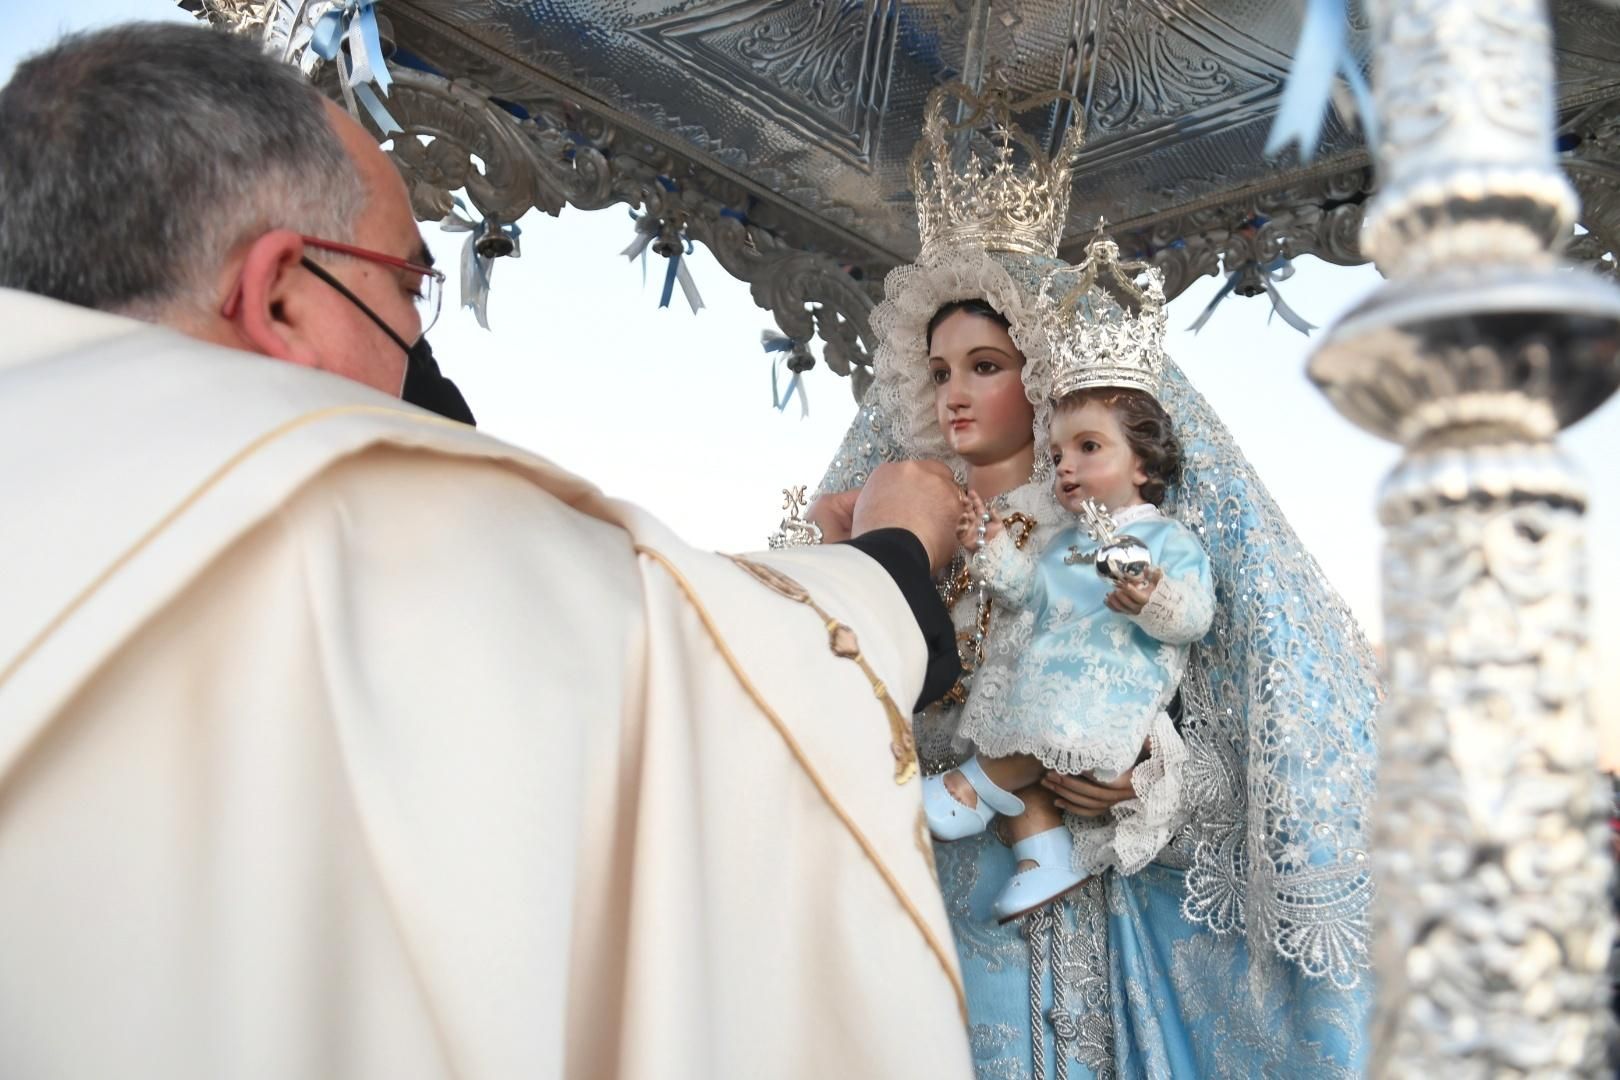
{"left": 5, "top": 2, "right": 1618, "bottom": 760}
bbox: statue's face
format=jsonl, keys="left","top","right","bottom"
{"left": 926, "top": 308, "right": 1034, "bottom": 468}
{"left": 1049, "top": 400, "right": 1148, "bottom": 513}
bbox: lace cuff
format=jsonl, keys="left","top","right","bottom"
{"left": 1069, "top": 710, "right": 1189, "bottom": 876}
{"left": 975, "top": 528, "right": 1036, "bottom": 607}
{"left": 1129, "top": 571, "right": 1215, "bottom": 645}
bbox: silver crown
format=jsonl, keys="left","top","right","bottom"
{"left": 911, "top": 82, "right": 1085, "bottom": 258}
{"left": 1043, "top": 232, "right": 1168, "bottom": 400}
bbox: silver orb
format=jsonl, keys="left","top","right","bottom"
{"left": 1096, "top": 535, "right": 1152, "bottom": 583}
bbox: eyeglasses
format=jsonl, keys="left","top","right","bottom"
{"left": 299, "top": 235, "right": 445, "bottom": 336}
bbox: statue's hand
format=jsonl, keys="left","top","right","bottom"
{"left": 957, "top": 489, "right": 1003, "bottom": 552}
{"left": 1104, "top": 566, "right": 1163, "bottom": 615}
{"left": 1042, "top": 767, "right": 1137, "bottom": 818}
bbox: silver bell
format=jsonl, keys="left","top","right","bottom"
{"left": 651, "top": 223, "right": 684, "bottom": 259}
{"left": 474, "top": 231, "right": 515, "bottom": 258}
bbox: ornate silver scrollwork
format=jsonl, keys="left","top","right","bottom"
{"left": 183, "top": 0, "right": 1620, "bottom": 393}
{"left": 1366, "top": 444, "right": 1613, "bottom": 1077}
{"left": 625, "top": 177, "right": 880, "bottom": 397}
{"left": 730, "top": 2, "right": 868, "bottom": 113}
{"left": 766, "top": 485, "right": 824, "bottom": 549}
{"left": 184, "top": 0, "right": 275, "bottom": 36}
{"left": 240, "top": 9, "right": 887, "bottom": 399}
{"left": 1309, "top": 0, "right": 1620, "bottom": 1071}
{"left": 1087, "top": 5, "right": 1236, "bottom": 133}
{"left": 1106, "top": 166, "right": 1375, "bottom": 302}
{"left": 374, "top": 69, "right": 581, "bottom": 228}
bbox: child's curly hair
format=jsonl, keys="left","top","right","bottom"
{"left": 1052, "top": 387, "right": 1182, "bottom": 506}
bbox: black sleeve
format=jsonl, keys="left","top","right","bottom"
{"left": 838, "top": 529, "right": 961, "bottom": 712}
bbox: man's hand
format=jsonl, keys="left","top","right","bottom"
{"left": 806, "top": 490, "right": 859, "bottom": 544}
{"left": 1041, "top": 768, "right": 1136, "bottom": 817}
{"left": 851, "top": 460, "right": 965, "bottom": 574}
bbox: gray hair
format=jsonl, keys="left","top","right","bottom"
{"left": 0, "top": 21, "right": 367, "bottom": 319}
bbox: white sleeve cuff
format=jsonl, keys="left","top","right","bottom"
{"left": 1131, "top": 572, "right": 1214, "bottom": 645}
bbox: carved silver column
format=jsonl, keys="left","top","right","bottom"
{"left": 1308, "top": 0, "right": 1620, "bottom": 1074}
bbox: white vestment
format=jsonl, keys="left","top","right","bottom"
{"left": 0, "top": 289, "right": 971, "bottom": 1080}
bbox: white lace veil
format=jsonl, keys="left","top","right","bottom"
{"left": 1160, "top": 362, "right": 1380, "bottom": 990}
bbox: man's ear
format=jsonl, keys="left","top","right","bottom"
{"left": 229, "top": 230, "right": 322, "bottom": 367}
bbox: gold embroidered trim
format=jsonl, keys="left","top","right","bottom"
{"left": 634, "top": 544, "right": 967, "bottom": 1020}
{"left": 726, "top": 554, "right": 919, "bottom": 786}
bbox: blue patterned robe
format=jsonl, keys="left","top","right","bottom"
{"left": 936, "top": 835, "right": 1368, "bottom": 1079}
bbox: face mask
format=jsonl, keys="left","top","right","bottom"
{"left": 300, "top": 256, "right": 475, "bottom": 425}
{"left": 401, "top": 337, "right": 477, "bottom": 425}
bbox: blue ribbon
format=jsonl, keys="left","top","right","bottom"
{"left": 657, "top": 238, "right": 704, "bottom": 314}
{"left": 1188, "top": 256, "right": 1316, "bottom": 336}
{"left": 764, "top": 331, "right": 809, "bottom": 418}
{"left": 1187, "top": 274, "right": 1240, "bottom": 334}
{"left": 1260, "top": 263, "right": 1316, "bottom": 335}
{"left": 659, "top": 250, "right": 681, "bottom": 308}
{"left": 624, "top": 211, "right": 702, "bottom": 312}
{"left": 676, "top": 256, "right": 704, "bottom": 313}
{"left": 352, "top": 83, "right": 401, "bottom": 136}
{"left": 310, "top": 10, "right": 344, "bottom": 60}
{"left": 1264, "top": 0, "right": 1378, "bottom": 161}
{"left": 308, "top": 2, "right": 400, "bottom": 135}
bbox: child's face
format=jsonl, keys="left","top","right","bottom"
{"left": 927, "top": 310, "right": 1034, "bottom": 468}
{"left": 1049, "top": 400, "right": 1149, "bottom": 513}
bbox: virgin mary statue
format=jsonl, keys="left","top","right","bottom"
{"left": 815, "top": 83, "right": 1380, "bottom": 1079}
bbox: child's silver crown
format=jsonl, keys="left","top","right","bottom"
{"left": 1043, "top": 232, "right": 1168, "bottom": 400}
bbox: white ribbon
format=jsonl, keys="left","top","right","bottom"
{"left": 441, "top": 198, "right": 520, "bottom": 330}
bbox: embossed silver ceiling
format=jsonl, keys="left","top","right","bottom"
{"left": 186, "top": 0, "right": 1620, "bottom": 303}
{"left": 377, "top": 0, "right": 1359, "bottom": 259}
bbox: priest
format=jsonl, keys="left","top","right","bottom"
{"left": 0, "top": 22, "right": 972, "bottom": 1080}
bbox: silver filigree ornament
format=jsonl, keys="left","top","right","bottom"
{"left": 187, "top": 0, "right": 276, "bottom": 36}
{"left": 766, "top": 485, "right": 823, "bottom": 549}
{"left": 1064, "top": 498, "right": 1153, "bottom": 584}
